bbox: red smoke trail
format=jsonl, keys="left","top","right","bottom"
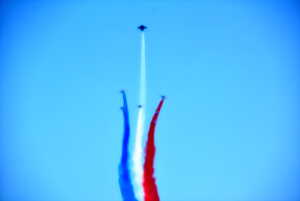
{"left": 143, "top": 97, "right": 165, "bottom": 201}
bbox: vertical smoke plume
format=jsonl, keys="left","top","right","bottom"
{"left": 119, "top": 91, "right": 138, "bottom": 201}
{"left": 133, "top": 32, "right": 147, "bottom": 201}
{"left": 143, "top": 97, "right": 165, "bottom": 201}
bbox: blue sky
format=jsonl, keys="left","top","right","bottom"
{"left": 1, "top": 1, "right": 300, "bottom": 201}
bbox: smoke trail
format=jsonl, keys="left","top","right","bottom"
{"left": 132, "top": 32, "right": 146, "bottom": 201}
{"left": 143, "top": 97, "right": 165, "bottom": 201}
{"left": 119, "top": 91, "right": 138, "bottom": 201}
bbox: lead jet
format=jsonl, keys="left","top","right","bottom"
{"left": 138, "top": 25, "right": 147, "bottom": 31}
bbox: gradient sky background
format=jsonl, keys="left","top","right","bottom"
{"left": 1, "top": 1, "right": 300, "bottom": 201}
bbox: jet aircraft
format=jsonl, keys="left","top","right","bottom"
{"left": 138, "top": 25, "right": 147, "bottom": 31}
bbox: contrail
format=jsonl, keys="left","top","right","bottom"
{"left": 132, "top": 32, "right": 146, "bottom": 201}
{"left": 143, "top": 97, "right": 165, "bottom": 201}
{"left": 119, "top": 91, "right": 138, "bottom": 201}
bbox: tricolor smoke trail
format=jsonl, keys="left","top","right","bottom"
{"left": 143, "top": 97, "right": 165, "bottom": 201}
{"left": 119, "top": 91, "right": 138, "bottom": 201}
{"left": 132, "top": 32, "right": 147, "bottom": 201}
{"left": 118, "top": 26, "right": 165, "bottom": 201}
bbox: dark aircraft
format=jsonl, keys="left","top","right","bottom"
{"left": 138, "top": 105, "right": 142, "bottom": 108}
{"left": 161, "top": 95, "right": 166, "bottom": 100}
{"left": 138, "top": 25, "right": 147, "bottom": 31}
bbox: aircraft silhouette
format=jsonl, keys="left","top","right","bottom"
{"left": 138, "top": 25, "right": 147, "bottom": 31}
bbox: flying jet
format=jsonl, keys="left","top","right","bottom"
{"left": 138, "top": 105, "right": 142, "bottom": 108}
{"left": 138, "top": 25, "right": 147, "bottom": 31}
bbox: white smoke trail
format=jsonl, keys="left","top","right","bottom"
{"left": 132, "top": 32, "right": 146, "bottom": 201}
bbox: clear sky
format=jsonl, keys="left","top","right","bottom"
{"left": 1, "top": 1, "right": 300, "bottom": 201}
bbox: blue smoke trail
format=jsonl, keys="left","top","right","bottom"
{"left": 119, "top": 90, "right": 138, "bottom": 201}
